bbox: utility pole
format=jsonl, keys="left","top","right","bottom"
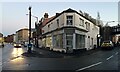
{"left": 28, "top": 6, "right": 32, "bottom": 53}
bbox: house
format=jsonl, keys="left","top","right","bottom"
{"left": 16, "top": 28, "right": 29, "bottom": 44}
{"left": 4, "top": 34, "right": 14, "bottom": 43}
{"left": 112, "top": 24, "right": 120, "bottom": 45}
{"left": 0, "top": 33, "right": 4, "bottom": 46}
{"left": 40, "top": 8, "right": 100, "bottom": 53}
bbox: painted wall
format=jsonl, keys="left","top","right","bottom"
{"left": 42, "top": 12, "right": 99, "bottom": 50}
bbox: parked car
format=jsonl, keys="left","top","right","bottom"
{"left": 14, "top": 43, "right": 21, "bottom": 48}
{"left": 101, "top": 40, "right": 114, "bottom": 49}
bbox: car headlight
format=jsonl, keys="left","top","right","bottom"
{"left": 14, "top": 44, "right": 16, "bottom": 46}
{"left": 19, "top": 44, "right": 21, "bottom": 46}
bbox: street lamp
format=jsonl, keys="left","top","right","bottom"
{"left": 27, "top": 6, "right": 32, "bottom": 53}
{"left": 97, "top": 34, "right": 101, "bottom": 48}
{"left": 26, "top": 14, "right": 39, "bottom": 48}
{"left": 105, "top": 21, "right": 115, "bottom": 26}
{"left": 26, "top": 14, "right": 38, "bottom": 23}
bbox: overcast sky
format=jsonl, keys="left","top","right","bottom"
{"left": 1, "top": 1, "right": 119, "bottom": 36}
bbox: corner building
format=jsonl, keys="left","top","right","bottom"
{"left": 41, "top": 8, "right": 100, "bottom": 53}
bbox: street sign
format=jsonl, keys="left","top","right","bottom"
{"left": 28, "top": 44, "right": 32, "bottom": 48}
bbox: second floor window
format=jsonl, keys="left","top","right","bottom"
{"left": 66, "top": 16, "right": 73, "bottom": 25}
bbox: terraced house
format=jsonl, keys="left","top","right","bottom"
{"left": 41, "top": 8, "right": 100, "bottom": 53}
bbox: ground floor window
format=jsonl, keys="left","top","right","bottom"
{"left": 76, "top": 34, "right": 85, "bottom": 49}
{"left": 46, "top": 36, "right": 52, "bottom": 47}
{"left": 42, "top": 38, "right": 46, "bottom": 47}
{"left": 53, "top": 34, "right": 63, "bottom": 48}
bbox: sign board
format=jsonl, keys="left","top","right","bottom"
{"left": 28, "top": 44, "right": 32, "bottom": 48}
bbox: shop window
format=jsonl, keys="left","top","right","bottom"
{"left": 76, "top": 34, "right": 85, "bottom": 49}
{"left": 53, "top": 34, "right": 63, "bottom": 48}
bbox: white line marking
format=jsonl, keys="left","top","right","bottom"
{"left": 115, "top": 52, "right": 118, "bottom": 55}
{"left": 76, "top": 62, "right": 102, "bottom": 71}
{"left": 106, "top": 55, "right": 113, "bottom": 60}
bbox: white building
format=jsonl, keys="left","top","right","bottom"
{"left": 41, "top": 8, "right": 100, "bottom": 53}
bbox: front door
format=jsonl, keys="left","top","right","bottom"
{"left": 66, "top": 34, "right": 73, "bottom": 53}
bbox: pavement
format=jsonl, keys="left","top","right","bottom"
{"left": 22, "top": 46, "right": 101, "bottom": 58}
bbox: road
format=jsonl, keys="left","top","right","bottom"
{"left": 2, "top": 43, "right": 120, "bottom": 72}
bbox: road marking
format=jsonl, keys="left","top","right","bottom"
{"left": 115, "top": 52, "right": 118, "bottom": 55}
{"left": 106, "top": 55, "right": 113, "bottom": 60}
{"left": 76, "top": 62, "right": 102, "bottom": 71}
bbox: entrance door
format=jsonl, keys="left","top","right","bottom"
{"left": 88, "top": 36, "right": 90, "bottom": 50}
{"left": 66, "top": 34, "right": 73, "bottom": 53}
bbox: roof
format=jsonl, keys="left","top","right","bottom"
{"left": 41, "top": 8, "right": 97, "bottom": 27}
{"left": 42, "top": 16, "right": 55, "bottom": 27}
{"left": 16, "top": 28, "right": 29, "bottom": 33}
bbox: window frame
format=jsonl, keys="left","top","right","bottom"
{"left": 79, "top": 18, "right": 84, "bottom": 27}
{"left": 66, "top": 15, "right": 73, "bottom": 25}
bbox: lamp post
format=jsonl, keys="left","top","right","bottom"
{"left": 97, "top": 34, "right": 101, "bottom": 48}
{"left": 27, "top": 6, "right": 32, "bottom": 53}
{"left": 26, "top": 14, "right": 38, "bottom": 23}
{"left": 26, "top": 14, "right": 39, "bottom": 48}
{"left": 105, "top": 21, "right": 115, "bottom": 26}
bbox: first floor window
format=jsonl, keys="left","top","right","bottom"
{"left": 66, "top": 16, "right": 73, "bottom": 25}
{"left": 79, "top": 18, "right": 84, "bottom": 27}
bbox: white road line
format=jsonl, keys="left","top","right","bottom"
{"left": 106, "top": 55, "right": 113, "bottom": 60}
{"left": 115, "top": 52, "right": 118, "bottom": 55}
{"left": 76, "top": 62, "right": 102, "bottom": 71}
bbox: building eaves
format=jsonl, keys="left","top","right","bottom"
{"left": 44, "top": 8, "right": 96, "bottom": 26}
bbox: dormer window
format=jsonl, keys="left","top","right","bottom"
{"left": 66, "top": 16, "right": 73, "bottom": 25}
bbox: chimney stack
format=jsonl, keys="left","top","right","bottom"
{"left": 44, "top": 13, "right": 49, "bottom": 18}
{"left": 56, "top": 13, "right": 59, "bottom": 16}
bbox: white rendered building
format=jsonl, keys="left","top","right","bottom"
{"left": 41, "top": 8, "right": 100, "bottom": 53}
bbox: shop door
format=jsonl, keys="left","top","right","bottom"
{"left": 66, "top": 34, "right": 73, "bottom": 53}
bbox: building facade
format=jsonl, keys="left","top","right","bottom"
{"left": 112, "top": 24, "right": 120, "bottom": 44}
{"left": 101, "top": 26, "right": 113, "bottom": 42}
{"left": 4, "top": 34, "right": 14, "bottom": 43}
{"left": 0, "top": 33, "right": 4, "bottom": 44}
{"left": 41, "top": 8, "right": 100, "bottom": 53}
{"left": 16, "top": 28, "right": 29, "bottom": 44}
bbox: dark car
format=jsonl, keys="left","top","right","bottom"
{"left": 101, "top": 40, "right": 114, "bottom": 49}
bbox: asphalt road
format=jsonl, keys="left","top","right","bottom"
{"left": 2, "top": 44, "right": 120, "bottom": 72}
